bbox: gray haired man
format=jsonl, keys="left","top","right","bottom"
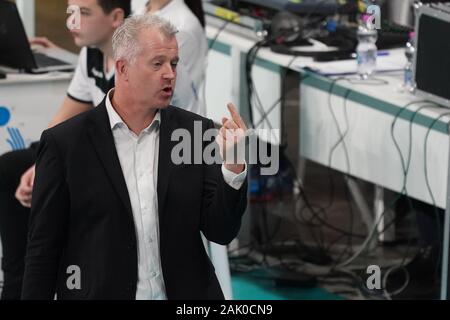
{"left": 21, "top": 14, "right": 248, "bottom": 300}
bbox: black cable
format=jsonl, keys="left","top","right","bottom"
{"left": 327, "top": 80, "right": 351, "bottom": 175}
{"left": 238, "top": 87, "right": 446, "bottom": 298}
{"left": 233, "top": 73, "right": 316, "bottom": 267}
{"left": 371, "top": 103, "right": 436, "bottom": 236}
{"left": 253, "top": 55, "right": 299, "bottom": 129}
{"left": 390, "top": 100, "right": 430, "bottom": 189}
{"left": 308, "top": 76, "right": 356, "bottom": 267}
{"left": 287, "top": 158, "right": 366, "bottom": 238}
{"left": 245, "top": 50, "right": 342, "bottom": 261}
{"left": 341, "top": 90, "right": 355, "bottom": 260}
{"left": 423, "top": 111, "right": 450, "bottom": 281}
{"left": 245, "top": 25, "right": 306, "bottom": 131}
{"left": 376, "top": 101, "right": 437, "bottom": 235}
{"left": 358, "top": 101, "right": 443, "bottom": 294}
{"left": 244, "top": 42, "right": 334, "bottom": 262}
{"left": 362, "top": 101, "right": 435, "bottom": 239}
{"left": 325, "top": 78, "right": 355, "bottom": 264}
{"left": 313, "top": 82, "right": 432, "bottom": 273}
{"left": 378, "top": 102, "right": 443, "bottom": 298}
{"left": 293, "top": 77, "right": 420, "bottom": 274}
{"left": 208, "top": 19, "right": 231, "bottom": 51}
{"left": 222, "top": 1, "right": 370, "bottom": 278}
{"left": 241, "top": 50, "right": 428, "bottom": 283}
{"left": 245, "top": 40, "right": 265, "bottom": 128}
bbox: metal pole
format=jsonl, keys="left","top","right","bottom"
{"left": 374, "top": 186, "right": 396, "bottom": 243}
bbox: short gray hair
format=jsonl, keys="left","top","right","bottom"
{"left": 112, "top": 14, "right": 178, "bottom": 64}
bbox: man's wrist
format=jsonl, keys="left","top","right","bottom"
{"left": 223, "top": 163, "right": 245, "bottom": 174}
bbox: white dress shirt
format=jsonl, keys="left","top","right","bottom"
{"left": 105, "top": 90, "right": 247, "bottom": 299}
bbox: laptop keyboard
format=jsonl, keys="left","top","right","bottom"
{"left": 33, "top": 52, "right": 71, "bottom": 68}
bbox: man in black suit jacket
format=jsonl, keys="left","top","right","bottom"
{"left": 21, "top": 14, "right": 248, "bottom": 300}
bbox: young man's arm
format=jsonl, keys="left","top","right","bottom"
{"left": 16, "top": 45, "right": 94, "bottom": 208}
{"left": 15, "top": 97, "right": 93, "bottom": 208}
{"left": 47, "top": 96, "right": 93, "bottom": 129}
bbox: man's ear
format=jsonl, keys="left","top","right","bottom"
{"left": 116, "top": 59, "right": 129, "bottom": 81}
{"left": 110, "top": 8, "right": 125, "bottom": 29}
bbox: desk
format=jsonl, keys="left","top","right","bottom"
{"left": 205, "top": 23, "right": 450, "bottom": 299}
{"left": 300, "top": 72, "right": 449, "bottom": 209}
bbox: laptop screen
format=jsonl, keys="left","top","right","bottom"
{"left": 0, "top": 0, "right": 37, "bottom": 70}
{"left": 415, "top": 13, "right": 450, "bottom": 102}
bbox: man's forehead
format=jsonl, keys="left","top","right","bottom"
{"left": 68, "top": 0, "right": 96, "bottom": 8}
{"left": 138, "top": 30, "right": 178, "bottom": 50}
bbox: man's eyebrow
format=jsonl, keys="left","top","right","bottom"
{"left": 151, "top": 55, "right": 179, "bottom": 62}
{"left": 79, "top": 6, "right": 91, "bottom": 12}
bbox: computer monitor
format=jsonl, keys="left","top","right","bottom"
{"left": 0, "top": 0, "right": 37, "bottom": 70}
{"left": 0, "top": 0, "right": 73, "bottom": 72}
{"left": 414, "top": 4, "right": 450, "bottom": 108}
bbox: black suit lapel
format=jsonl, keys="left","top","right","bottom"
{"left": 157, "top": 107, "right": 178, "bottom": 230}
{"left": 86, "top": 102, "right": 133, "bottom": 218}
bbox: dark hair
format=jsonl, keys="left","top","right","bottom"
{"left": 97, "top": 0, "right": 131, "bottom": 18}
{"left": 184, "top": 0, "right": 205, "bottom": 28}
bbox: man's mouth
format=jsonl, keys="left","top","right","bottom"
{"left": 162, "top": 86, "right": 173, "bottom": 95}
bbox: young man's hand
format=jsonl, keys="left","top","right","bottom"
{"left": 29, "top": 37, "right": 58, "bottom": 49}
{"left": 15, "top": 164, "right": 36, "bottom": 208}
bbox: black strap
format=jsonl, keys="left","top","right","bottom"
{"left": 86, "top": 48, "right": 115, "bottom": 94}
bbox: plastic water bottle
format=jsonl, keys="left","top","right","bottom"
{"left": 404, "top": 32, "right": 416, "bottom": 92}
{"left": 356, "top": 15, "right": 378, "bottom": 79}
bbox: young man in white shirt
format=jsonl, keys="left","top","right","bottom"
{"left": 0, "top": 0, "right": 131, "bottom": 300}
{"left": 143, "top": 0, "right": 208, "bottom": 116}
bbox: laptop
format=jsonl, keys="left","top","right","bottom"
{"left": 0, "top": 0, "right": 75, "bottom": 73}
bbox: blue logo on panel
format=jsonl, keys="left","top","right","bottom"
{"left": 0, "top": 106, "right": 26, "bottom": 150}
{"left": 0, "top": 106, "right": 11, "bottom": 126}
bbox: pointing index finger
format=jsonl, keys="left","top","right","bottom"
{"left": 227, "top": 103, "right": 247, "bottom": 130}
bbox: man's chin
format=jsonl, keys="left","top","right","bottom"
{"left": 158, "top": 102, "right": 171, "bottom": 109}
{"left": 73, "top": 37, "right": 86, "bottom": 47}
{"left": 159, "top": 96, "right": 173, "bottom": 107}
{"left": 73, "top": 36, "right": 93, "bottom": 48}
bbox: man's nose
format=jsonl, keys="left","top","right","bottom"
{"left": 162, "top": 63, "right": 176, "bottom": 80}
